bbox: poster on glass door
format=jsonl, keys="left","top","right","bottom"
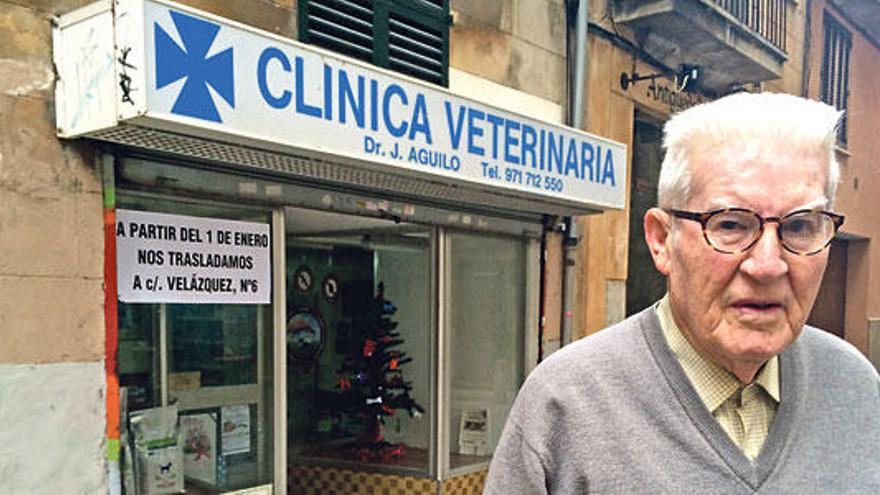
{"left": 116, "top": 209, "right": 271, "bottom": 304}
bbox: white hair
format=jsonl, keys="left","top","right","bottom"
{"left": 658, "top": 92, "right": 842, "bottom": 209}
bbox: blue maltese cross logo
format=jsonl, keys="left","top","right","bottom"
{"left": 155, "top": 10, "right": 234, "bottom": 122}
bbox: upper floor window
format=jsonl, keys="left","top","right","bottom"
{"left": 299, "top": 0, "right": 450, "bottom": 86}
{"left": 820, "top": 14, "right": 851, "bottom": 146}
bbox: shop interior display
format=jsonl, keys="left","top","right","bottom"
{"left": 328, "top": 282, "right": 425, "bottom": 462}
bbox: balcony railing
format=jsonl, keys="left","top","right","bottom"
{"left": 714, "top": 0, "right": 787, "bottom": 51}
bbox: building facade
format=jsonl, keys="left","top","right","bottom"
{"left": 1, "top": 0, "right": 601, "bottom": 493}
{"left": 577, "top": 0, "right": 801, "bottom": 336}
{"left": 801, "top": 0, "right": 880, "bottom": 362}
{"left": 574, "top": 0, "right": 880, "bottom": 364}
{"left": 0, "top": 0, "right": 877, "bottom": 494}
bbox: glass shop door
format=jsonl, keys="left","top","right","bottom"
{"left": 283, "top": 206, "right": 435, "bottom": 481}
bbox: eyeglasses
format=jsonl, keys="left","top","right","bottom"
{"left": 667, "top": 208, "right": 845, "bottom": 255}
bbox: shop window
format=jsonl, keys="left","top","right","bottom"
{"left": 820, "top": 14, "right": 851, "bottom": 146}
{"left": 447, "top": 232, "right": 526, "bottom": 471}
{"left": 299, "top": 0, "right": 450, "bottom": 86}
{"left": 285, "top": 208, "right": 531, "bottom": 480}
{"left": 118, "top": 157, "right": 540, "bottom": 490}
{"left": 286, "top": 207, "right": 433, "bottom": 474}
{"left": 117, "top": 195, "right": 275, "bottom": 493}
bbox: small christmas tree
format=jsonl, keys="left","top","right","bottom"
{"left": 334, "top": 282, "right": 424, "bottom": 462}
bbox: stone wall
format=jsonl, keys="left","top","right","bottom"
{"left": 451, "top": 0, "right": 567, "bottom": 107}
{"left": 0, "top": 1, "right": 107, "bottom": 492}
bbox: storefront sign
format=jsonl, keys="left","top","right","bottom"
{"left": 116, "top": 210, "right": 271, "bottom": 304}
{"left": 643, "top": 79, "right": 709, "bottom": 112}
{"left": 615, "top": 67, "right": 709, "bottom": 114}
{"left": 55, "top": 0, "right": 627, "bottom": 211}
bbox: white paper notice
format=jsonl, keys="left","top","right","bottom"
{"left": 458, "top": 408, "right": 489, "bottom": 456}
{"left": 221, "top": 405, "right": 251, "bottom": 456}
{"left": 116, "top": 210, "right": 271, "bottom": 304}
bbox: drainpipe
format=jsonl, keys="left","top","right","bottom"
{"left": 560, "top": 0, "right": 588, "bottom": 346}
{"left": 571, "top": 0, "right": 588, "bottom": 129}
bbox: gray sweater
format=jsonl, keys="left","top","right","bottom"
{"left": 485, "top": 308, "right": 880, "bottom": 493}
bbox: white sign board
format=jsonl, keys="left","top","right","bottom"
{"left": 116, "top": 209, "right": 271, "bottom": 304}
{"left": 54, "top": 0, "right": 627, "bottom": 212}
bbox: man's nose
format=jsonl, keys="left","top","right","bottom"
{"left": 740, "top": 224, "right": 789, "bottom": 280}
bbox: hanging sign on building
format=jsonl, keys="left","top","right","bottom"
{"left": 116, "top": 209, "right": 271, "bottom": 304}
{"left": 55, "top": 0, "right": 628, "bottom": 213}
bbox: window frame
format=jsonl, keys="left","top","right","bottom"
{"left": 438, "top": 227, "right": 540, "bottom": 477}
{"left": 819, "top": 13, "right": 852, "bottom": 147}
{"left": 114, "top": 188, "right": 288, "bottom": 493}
{"left": 116, "top": 155, "right": 540, "bottom": 485}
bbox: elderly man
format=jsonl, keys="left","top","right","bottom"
{"left": 485, "top": 92, "right": 880, "bottom": 493}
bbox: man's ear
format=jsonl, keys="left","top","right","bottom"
{"left": 644, "top": 207, "right": 672, "bottom": 276}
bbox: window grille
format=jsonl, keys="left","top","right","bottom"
{"left": 299, "top": 0, "right": 450, "bottom": 86}
{"left": 820, "top": 14, "right": 851, "bottom": 146}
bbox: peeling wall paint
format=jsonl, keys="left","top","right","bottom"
{"left": 0, "top": 59, "right": 54, "bottom": 97}
{"left": 0, "top": 361, "right": 107, "bottom": 494}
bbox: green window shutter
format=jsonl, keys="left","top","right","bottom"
{"left": 300, "top": 0, "right": 450, "bottom": 86}
{"left": 299, "top": 0, "right": 375, "bottom": 62}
